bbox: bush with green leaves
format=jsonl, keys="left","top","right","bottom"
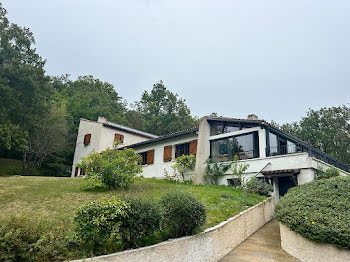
{"left": 275, "top": 176, "right": 350, "bottom": 249}
{"left": 0, "top": 217, "right": 70, "bottom": 262}
{"left": 74, "top": 198, "right": 130, "bottom": 254}
{"left": 119, "top": 197, "right": 161, "bottom": 249}
{"left": 172, "top": 154, "right": 196, "bottom": 181}
{"left": 159, "top": 191, "right": 206, "bottom": 238}
{"left": 315, "top": 165, "right": 340, "bottom": 180}
{"left": 246, "top": 177, "right": 273, "bottom": 196}
{"left": 78, "top": 148, "right": 142, "bottom": 189}
{"left": 205, "top": 158, "right": 232, "bottom": 185}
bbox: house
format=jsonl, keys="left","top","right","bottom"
{"left": 72, "top": 115, "right": 350, "bottom": 197}
{"left": 71, "top": 117, "right": 157, "bottom": 177}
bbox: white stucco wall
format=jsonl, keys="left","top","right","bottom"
{"left": 71, "top": 119, "right": 152, "bottom": 177}
{"left": 280, "top": 223, "right": 350, "bottom": 262}
{"left": 70, "top": 197, "right": 276, "bottom": 262}
{"left": 134, "top": 133, "right": 198, "bottom": 179}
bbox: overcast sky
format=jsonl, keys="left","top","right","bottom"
{"left": 3, "top": 0, "right": 350, "bottom": 123}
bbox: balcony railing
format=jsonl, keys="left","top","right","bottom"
{"left": 266, "top": 144, "right": 350, "bottom": 172}
{"left": 211, "top": 150, "right": 257, "bottom": 162}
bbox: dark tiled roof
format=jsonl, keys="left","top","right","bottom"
{"left": 262, "top": 169, "right": 301, "bottom": 175}
{"left": 103, "top": 122, "right": 158, "bottom": 139}
{"left": 126, "top": 127, "right": 198, "bottom": 148}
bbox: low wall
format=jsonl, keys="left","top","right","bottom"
{"left": 72, "top": 197, "right": 276, "bottom": 262}
{"left": 280, "top": 223, "right": 350, "bottom": 262}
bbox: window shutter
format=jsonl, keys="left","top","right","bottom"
{"left": 114, "top": 134, "right": 124, "bottom": 144}
{"left": 189, "top": 140, "right": 198, "bottom": 155}
{"left": 163, "top": 145, "right": 172, "bottom": 162}
{"left": 84, "top": 134, "right": 91, "bottom": 145}
{"left": 75, "top": 167, "right": 78, "bottom": 177}
{"left": 146, "top": 149, "right": 154, "bottom": 165}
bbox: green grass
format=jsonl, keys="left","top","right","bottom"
{"left": 0, "top": 176, "right": 266, "bottom": 261}
{"left": 0, "top": 176, "right": 266, "bottom": 230}
{"left": 0, "top": 158, "right": 22, "bottom": 176}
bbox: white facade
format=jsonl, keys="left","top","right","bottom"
{"left": 72, "top": 115, "right": 349, "bottom": 197}
{"left": 71, "top": 117, "right": 156, "bottom": 177}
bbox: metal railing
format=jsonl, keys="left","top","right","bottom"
{"left": 211, "top": 150, "right": 257, "bottom": 162}
{"left": 266, "top": 144, "right": 350, "bottom": 172}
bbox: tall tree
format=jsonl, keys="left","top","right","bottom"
{"left": 137, "top": 80, "right": 197, "bottom": 135}
{"left": 279, "top": 105, "right": 350, "bottom": 164}
{"left": 0, "top": 3, "right": 52, "bottom": 158}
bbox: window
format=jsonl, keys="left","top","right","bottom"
{"left": 84, "top": 134, "right": 91, "bottom": 145}
{"left": 140, "top": 152, "right": 148, "bottom": 165}
{"left": 210, "top": 132, "right": 259, "bottom": 161}
{"left": 175, "top": 143, "right": 190, "bottom": 158}
{"left": 139, "top": 149, "right": 155, "bottom": 165}
{"left": 114, "top": 134, "right": 124, "bottom": 144}
{"left": 210, "top": 122, "right": 241, "bottom": 136}
{"left": 74, "top": 167, "right": 79, "bottom": 177}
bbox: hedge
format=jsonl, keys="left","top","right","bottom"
{"left": 275, "top": 176, "right": 350, "bottom": 249}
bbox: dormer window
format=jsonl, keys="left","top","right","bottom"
{"left": 84, "top": 134, "right": 91, "bottom": 145}
{"left": 114, "top": 134, "right": 124, "bottom": 144}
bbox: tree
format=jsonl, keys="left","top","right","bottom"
{"left": 231, "top": 155, "right": 249, "bottom": 196}
{"left": 172, "top": 154, "right": 196, "bottom": 181}
{"left": 79, "top": 147, "right": 142, "bottom": 189}
{"left": 137, "top": 80, "right": 197, "bottom": 135}
{"left": 22, "top": 104, "right": 68, "bottom": 176}
{"left": 0, "top": 3, "right": 52, "bottom": 160}
{"left": 279, "top": 105, "right": 350, "bottom": 164}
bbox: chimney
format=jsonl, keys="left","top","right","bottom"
{"left": 247, "top": 114, "right": 258, "bottom": 120}
{"left": 97, "top": 116, "right": 107, "bottom": 123}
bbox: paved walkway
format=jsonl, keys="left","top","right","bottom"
{"left": 219, "top": 220, "right": 299, "bottom": 262}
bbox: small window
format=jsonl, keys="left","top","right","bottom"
{"left": 175, "top": 143, "right": 190, "bottom": 158}
{"left": 84, "top": 134, "right": 91, "bottom": 145}
{"left": 139, "top": 149, "right": 155, "bottom": 165}
{"left": 114, "top": 134, "right": 124, "bottom": 144}
{"left": 74, "top": 167, "right": 79, "bottom": 177}
{"left": 140, "top": 152, "right": 148, "bottom": 165}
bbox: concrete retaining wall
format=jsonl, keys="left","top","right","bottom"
{"left": 72, "top": 197, "right": 276, "bottom": 262}
{"left": 280, "top": 223, "right": 350, "bottom": 262}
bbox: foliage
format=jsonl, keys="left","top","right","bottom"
{"left": 315, "top": 165, "right": 340, "bottom": 180}
{"left": 74, "top": 198, "right": 129, "bottom": 254}
{"left": 22, "top": 104, "right": 68, "bottom": 176}
{"left": 79, "top": 148, "right": 142, "bottom": 189}
{"left": 246, "top": 177, "right": 273, "bottom": 196}
{"left": 0, "top": 176, "right": 266, "bottom": 260}
{"left": 172, "top": 154, "right": 196, "bottom": 181}
{"left": 0, "top": 158, "right": 22, "bottom": 176}
{"left": 119, "top": 197, "right": 161, "bottom": 249}
{"left": 205, "top": 158, "right": 232, "bottom": 185}
{"left": 231, "top": 155, "right": 250, "bottom": 196}
{"left": 159, "top": 191, "right": 206, "bottom": 238}
{"left": 275, "top": 176, "right": 350, "bottom": 250}
{"left": 136, "top": 80, "right": 198, "bottom": 135}
{"left": 279, "top": 105, "right": 350, "bottom": 165}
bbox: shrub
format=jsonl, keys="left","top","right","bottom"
{"left": 172, "top": 154, "right": 196, "bottom": 181}
{"left": 159, "top": 191, "right": 206, "bottom": 238}
{"left": 246, "top": 177, "right": 273, "bottom": 196}
{"left": 315, "top": 165, "right": 340, "bottom": 180}
{"left": 205, "top": 158, "right": 232, "bottom": 185}
{"left": 119, "top": 197, "right": 161, "bottom": 249}
{"left": 0, "top": 217, "right": 69, "bottom": 262}
{"left": 275, "top": 176, "right": 350, "bottom": 249}
{"left": 79, "top": 148, "right": 142, "bottom": 189}
{"left": 73, "top": 198, "right": 129, "bottom": 254}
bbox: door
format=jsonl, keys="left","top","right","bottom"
{"left": 278, "top": 176, "right": 296, "bottom": 196}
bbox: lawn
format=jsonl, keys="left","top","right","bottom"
{"left": 0, "top": 176, "right": 266, "bottom": 230}
{"left": 0, "top": 176, "right": 266, "bottom": 261}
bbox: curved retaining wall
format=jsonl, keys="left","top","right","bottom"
{"left": 280, "top": 223, "right": 350, "bottom": 262}
{"left": 72, "top": 197, "right": 276, "bottom": 262}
